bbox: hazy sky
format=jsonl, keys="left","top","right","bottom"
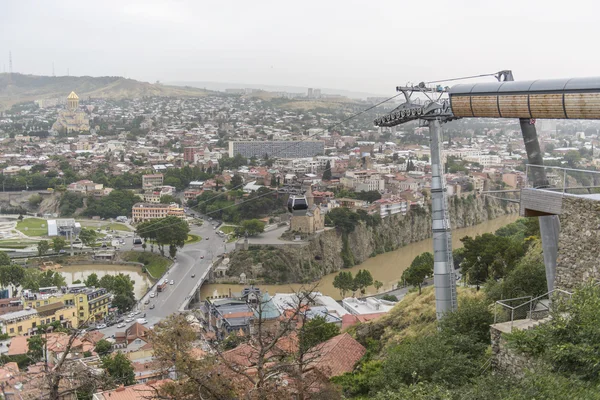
{"left": 2, "top": 0, "right": 599, "bottom": 94}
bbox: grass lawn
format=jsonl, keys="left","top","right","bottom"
{"left": 76, "top": 220, "right": 132, "bottom": 232}
{"left": 122, "top": 251, "right": 171, "bottom": 279}
{"left": 186, "top": 234, "right": 202, "bottom": 244}
{"left": 219, "top": 225, "right": 237, "bottom": 234}
{"left": 16, "top": 218, "right": 48, "bottom": 236}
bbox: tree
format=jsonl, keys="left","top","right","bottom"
{"left": 333, "top": 271, "right": 354, "bottom": 298}
{"left": 137, "top": 216, "right": 190, "bottom": 257}
{"left": 37, "top": 240, "right": 50, "bottom": 257}
{"left": 38, "top": 270, "right": 66, "bottom": 288}
{"left": 235, "top": 219, "right": 265, "bottom": 237}
{"left": 52, "top": 236, "right": 67, "bottom": 253}
{"left": 27, "top": 334, "right": 46, "bottom": 362}
{"left": 564, "top": 150, "right": 581, "bottom": 168}
{"left": 84, "top": 273, "right": 99, "bottom": 288}
{"left": 401, "top": 252, "right": 434, "bottom": 294}
{"left": 94, "top": 339, "right": 112, "bottom": 356}
{"left": 355, "top": 269, "right": 374, "bottom": 294}
{"left": 159, "top": 194, "right": 181, "bottom": 205}
{"left": 78, "top": 228, "right": 98, "bottom": 247}
{"left": 230, "top": 174, "right": 243, "bottom": 189}
{"left": 354, "top": 190, "right": 381, "bottom": 203}
{"left": 101, "top": 353, "right": 136, "bottom": 386}
{"left": 322, "top": 161, "right": 332, "bottom": 181}
{"left": 299, "top": 316, "right": 340, "bottom": 353}
{"left": 374, "top": 280, "right": 383, "bottom": 292}
{"left": 0, "top": 252, "right": 10, "bottom": 266}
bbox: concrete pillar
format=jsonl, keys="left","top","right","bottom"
{"left": 519, "top": 118, "right": 559, "bottom": 293}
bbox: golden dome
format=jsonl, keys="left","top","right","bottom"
{"left": 67, "top": 91, "right": 79, "bottom": 100}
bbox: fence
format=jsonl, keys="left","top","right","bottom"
{"left": 493, "top": 288, "right": 573, "bottom": 329}
{"left": 525, "top": 164, "right": 600, "bottom": 194}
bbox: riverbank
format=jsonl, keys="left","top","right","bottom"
{"left": 224, "top": 195, "right": 519, "bottom": 285}
{"left": 201, "top": 213, "right": 519, "bottom": 300}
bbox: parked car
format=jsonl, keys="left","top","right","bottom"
{"left": 170, "top": 280, "right": 174, "bottom": 285}
{"left": 96, "top": 324, "right": 107, "bottom": 329}
{"left": 144, "top": 299, "right": 150, "bottom": 304}
{"left": 125, "top": 318, "right": 133, "bottom": 323}
{"left": 150, "top": 292, "right": 155, "bottom": 298}
{"left": 116, "top": 323, "right": 126, "bottom": 328}
{"left": 191, "top": 274, "right": 196, "bottom": 278}
{"left": 149, "top": 304, "right": 155, "bottom": 309}
{"left": 137, "top": 318, "right": 148, "bottom": 324}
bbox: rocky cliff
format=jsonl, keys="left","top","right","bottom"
{"left": 226, "top": 195, "right": 519, "bottom": 284}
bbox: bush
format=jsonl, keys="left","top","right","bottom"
{"left": 381, "top": 294, "right": 398, "bottom": 302}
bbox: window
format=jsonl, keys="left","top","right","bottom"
{"left": 36, "top": 302, "right": 40, "bottom": 307}
{"left": 79, "top": 297, "right": 83, "bottom": 302}
{"left": 79, "top": 312, "right": 84, "bottom": 317}
{"left": 9, "top": 328, "right": 13, "bottom": 333}
{"left": 52, "top": 317, "right": 56, "bottom": 322}
{"left": 60, "top": 315, "right": 64, "bottom": 321}
{"left": 17, "top": 326, "right": 22, "bottom": 332}
{"left": 32, "top": 322, "right": 36, "bottom": 328}
{"left": 46, "top": 318, "right": 50, "bottom": 324}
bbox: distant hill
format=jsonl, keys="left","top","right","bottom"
{"left": 168, "top": 80, "right": 387, "bottom": 100}
{"left": 0, "top": 73, "right": 211, "bottom": 110}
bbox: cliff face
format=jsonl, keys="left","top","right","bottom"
{"left": 227, "top": 195, "right": 518, "bottom": 284}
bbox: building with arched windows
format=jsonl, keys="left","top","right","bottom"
{"left": 51, "top": 91, "right": 90, "bottom": 134}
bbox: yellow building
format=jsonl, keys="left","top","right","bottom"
{"left": 0, "top": 303, "right": 78, "bottom": 337}
{"left": 22, "top": 287, "right": 111, "bottom": 325}
{"left": 51, "top": 91, "right": 91, "bottom": 134}
{"left": 132, "top": 202, "right": 185, "bottom": 223}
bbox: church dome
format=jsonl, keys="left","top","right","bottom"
{"left": 67, "top": 91, "right": 79, "bottom": 100}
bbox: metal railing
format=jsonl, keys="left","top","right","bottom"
{"left": 525, "top": 164, "right": 600, "bottom": 195}
{"left": 493, "top": 288, "right": 573, "bottom": 329}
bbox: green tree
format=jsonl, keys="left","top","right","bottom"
{"left": 355, "top": 269, "right": 374, "bottom": 294}
{"left": 401, "top": 252, "right": 434, "bottom": 294}
{"left": 322, "top": 161, "right": 332, "bottom": 181}
{"left": 52, "top": 236, "right": 67, "bottom": 253}
{"left": 374, "top": 280, "right": 383, "bottom": 292}
{"left": 38, "top": 270, "right": 66, "bottom": 287}
{"left": 101, "top": 352, "right": 136, "bottom": 386}
{"left": 460, "top": 234, "right": 525, "bottom": 285}
{"left": 333, "top": 271, "right": 354, "bottom": 298}
{"left": 235, "top": 219, "right": 265, "bottom": 237}
{"left": 78, "top": 228, "right": 98, "bottom": 247}
{"left": 0, "top": 251, "right": 10, "bottom": 266}
{"left": 299, "top": 315, "right": 340, "bottom": 353}
{"left": 137, "top": 216, "right": 190, "bottom": 257}
{"left": 564, "top": 149, "right": 581, "bottom": 168}
{"left": 85, "top": 273, "right": 100, "bottom": 288}
{"left": 159, "top": 194, "right": 181, "bottom": 205}
{"left": 230, "top": 174, "right": 243, "bottom": 189}
{"left": 27, "top": 335, "right": 46, "bottom": 362}
{"left": 0, "top": 264, "right": 25, "bottom": 289}
{"left": 355, "top": 190, "right": 382, "bottom": 203}
{"left": 37, "top": 240, "right": 50, "bottom": 256}
{"left": 94, "top": 339, "right": 113, "bottom": 356}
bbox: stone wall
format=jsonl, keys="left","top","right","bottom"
{"left": 555, "top": 196, "right": 600, "bottom": 290}
{"left": 490, "top": 326, "right": 540, "bottom": 377}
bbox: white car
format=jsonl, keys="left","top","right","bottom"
{"left": 150, "top": 292, "right": 155, "bottom": 298}
{"left": 137, "top": 318, "right": 148, "bottom": 324}
{"left": 116, "top": 323, "right": 126, "bottom": 328}
{"left": 125, "top": 318, "right": 133, "bottom": 323}
{"left": 170, "top": 280, "right": 174, "bottom": 285}
{"left": 96, "top": 324, "right": 107, "bottom": 329}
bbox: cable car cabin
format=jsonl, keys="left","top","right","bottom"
{"left": 287, "top": 196, "right": 309, "bottom": 216}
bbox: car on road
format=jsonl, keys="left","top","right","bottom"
{"left": 149, "top": 304, "right": 155, "bottom": 309}
{"left": 205, "top": 237, "right": 209, "bottom": 240}
{"left": 116, "top": 323, "right": 126, "bottom": 328}
{"left": 96, "top": 324, "right": 107, "bottom": 329}
{"left": 125, "top": 318, "right": 133, "bottom": 323}
{"left": 144, "top": 299, "right": 150, "bottom": 304}
{"left": 201, "top": 255, "right": 204, "bottom": 259}
{"left": 134, "top": 310, "right": 141, "bottom": 315}
{"left": 150, "top": 292, "right": 155, "bottom": 298}
{"left": 128, "top": 313, "right": 134, "bottom": 318}
{"left": 170, "top": 280, "right": 174, "bottom": 285}
{"left": 137, "top": 318, "right": 148, "bottom": 324}
{"left": 191, "top": 274, "right": 196, "bottom": 278}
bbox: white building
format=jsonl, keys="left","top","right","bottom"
{"left": 342, "top": 297, "right": 396, "bottom": 315}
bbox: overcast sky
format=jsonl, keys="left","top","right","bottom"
{"left": 1, "top": 0, "right": 599, "bottom": 94}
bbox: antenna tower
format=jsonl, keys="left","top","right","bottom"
{"left": 8, "top": 51, "right": 12, "bottom": 74}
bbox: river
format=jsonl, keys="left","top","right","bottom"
{"left": 200, "top": 214, "right": 520, "bottom": 300}
{"left": 60, "top": 264, "right": 152, "bottom": 299}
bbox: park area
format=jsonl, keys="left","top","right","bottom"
{"left": 121, "top": 251, "right": 171, "bottom": 279}
{"left": 16, "top": 217, "right": 48, "bottom": 236}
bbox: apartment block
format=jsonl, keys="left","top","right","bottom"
{"left": 131, "top": 202, "right": 185, "bottom": 223}
{"left": 142, "top": 174, "right": 164, "bottom": 189}
{"left": 229, "top": 140, "right": 325, "bottom": 159}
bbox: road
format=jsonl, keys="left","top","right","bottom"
{"left": 99, "top": 220, "right": 231, "bottom": 337}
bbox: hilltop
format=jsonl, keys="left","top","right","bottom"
{"left": 0, "top": 73, "right": 212, "bottom": 110}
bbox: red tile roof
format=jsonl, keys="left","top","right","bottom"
{"left": 309, "top": 333, "right": 366, "bottom": 378}
{"left": 341, "top": 313, "right": 385, "bottom": 330}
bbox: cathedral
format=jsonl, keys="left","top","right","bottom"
{"left": 51, "top": 91, "right": 90, "bottom": 134}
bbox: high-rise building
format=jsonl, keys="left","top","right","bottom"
{"left": 229, "top": 140, "right": 325, "bottom": 159}
{"left": 307, "top": 88, "right": 314, "bottom": 98}
{"left": 184, "top": 147, "right": 203, "bottom": 163}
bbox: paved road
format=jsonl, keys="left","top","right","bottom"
{"left": 99, "top": 220, "right": 231, "bottom": 337}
